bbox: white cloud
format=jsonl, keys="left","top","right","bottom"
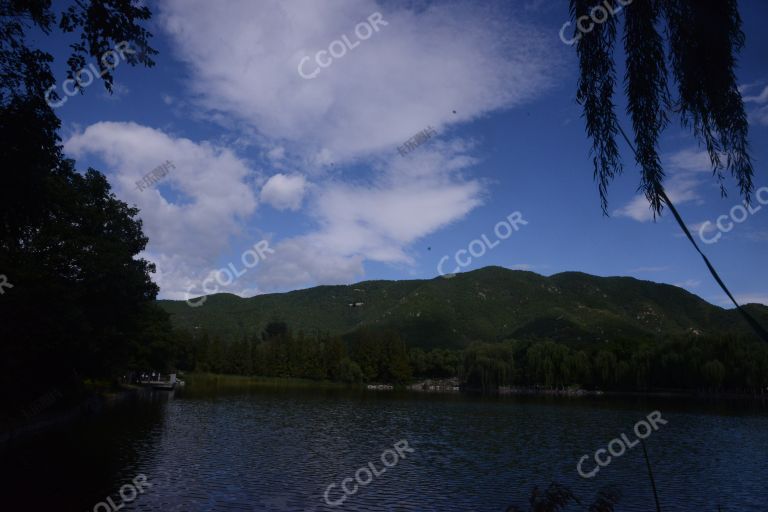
{"left": 267, "top": 146, "right": 286, "bottom": 162}
{"left": 64, "top": 123, "right": 485, "bottom": 295}
{"left": 749, "top": 105, "right": 768, "bottom": 126}
{"left": 137, "top": 0, "right": 555, "bottom": 294}
{"left": 667, "top": 149, "right": 713, "bottom": 173}
{"left": 64, "top": 122, "right": 259, "bottom": 299}
{"left": 741, "top": 85, "right": 768, "bottom": 125}
{"left": 62, "top": 2, "right": 558, "bottom": 298}
{"left": 614, "top": 149, "right": 708, "bottom": 222}
{"left": 255, "top": 143, "right": 483, "bottom": 289}
{"left": 743, "top": 85, "right": 768, "bottom": 104}
{"left": 614, "top": 176, "right": 701, "bottom": 222}
{"left": 158, "top": 0, "right": 559, "bottom": 163}
{"left": 674, "top": 279, "right": 701, "bottom": 289}
{"left": 613, "top": 197, "right": 656, "bottom": 224}
{"left": 253, "top": 236, "right": 367, "bottom": 289}
{"left": 260, "top": 173, "right": 307, "bottom": 211}
{"left": 509, "top": 264, "right": 534, "bottom": 270}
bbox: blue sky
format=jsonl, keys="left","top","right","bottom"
{"left": 44, "top": 0, "right": 768, "bottom": 306}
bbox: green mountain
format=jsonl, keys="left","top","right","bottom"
{"left": 158, "top": 266, "right": 768, "bottom": 348}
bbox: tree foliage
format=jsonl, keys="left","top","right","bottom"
{"left": 178, "top": 325, "right": 412, "bottom": 384}
{"left": 0, "top": 0, "right": 156, "bottom": 105}
{"left": 569, "top": 0, "right": 753, "bottom": 215}
{"left": 0, "top": 0, "right": 159, "bottom": 418}
{"left": 174, "top": 322, "right": 768, "bottom": 395}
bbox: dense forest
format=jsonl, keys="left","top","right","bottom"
{"left": 166, "top": 321, "right": 768, "bottom": 394}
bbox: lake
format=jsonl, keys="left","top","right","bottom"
{"left": 2, "top": 381, "right": 767, "bottom": 511}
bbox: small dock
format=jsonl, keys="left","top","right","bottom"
{"left": 141, "top": 373, "right": 184, "bottom": 390}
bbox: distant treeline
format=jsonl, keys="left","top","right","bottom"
{"left": 171, "top": 322, "right": 768, "bottom": 394}
{"left": 172, "top": 323, "right": 413, "bottom": 384}
{"left": 460, "top": 336, "right": 768, "bottom": 393}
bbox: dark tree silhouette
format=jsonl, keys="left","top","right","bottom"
{"left": 568, "top": 0, "right": 768, "bottom": 343}
{"left": 0, "top": 1, "right": 160, "bottom": 418}
{"left": 0, "top": 0, "right": 156, "bottom": 105}
{"left": 569, "top": 0, "right": 753, "bottom": 215}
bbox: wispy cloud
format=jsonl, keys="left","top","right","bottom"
{"left": 629, "top": 266, "right": 670, "bottom": 273}
{"left": 717, "top": 294, "right": 768, "bottom": 307}
{"left": 667, "top": 148, "right": 713, "bottom": 173}
{"left": 100, "top": 82, "right": 130, "bottom": 101}
{"left": 749, "top": 106, "right": 768, "bottom": 126}
{"left": 614, "top": 148, "right": 708, "bottom": 222}
{"left": 674, "top": 279, "right": 701, "bottom": 289}
{"left": 677, "top": 221, "right": 718, "bottom": 240}
{"left": 745, "top": 230, "right": 768, "bottom": 242}
{"left": 743, "top": 85, "right": 768, "bottom": 104}
{"left": 524, "top": 0, "right": 559, "bottom": 12}
{"left": 509, "top": 263, "right": 534, "bottom": 270}
{"left": 742, "top": 84, "right": 768, "bottom": 126}
{"left": 255, "top": 143, "right": 484, "bottom": 289}
{"left": 158, "top": 0, "right": 560, "bottom": 164}
{"left": 688, "top": 221, "right": 716, "bottom": 235}
{"left": 735, "top": 294, "right": 768, "bottom": 306}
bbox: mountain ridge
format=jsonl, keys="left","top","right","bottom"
{"left": 158, "top": 266, "right": 768, "bottom": 347}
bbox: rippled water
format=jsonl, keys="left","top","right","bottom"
{"left": 2, "top": 384, "right": 767, "bottom": 511}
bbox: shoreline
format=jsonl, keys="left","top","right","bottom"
{"left": 0, "top": 385, "right": 153, "bottom": 453}
{"left": 420, "top": 382, "right": 768, "bottom": 401}
{"left": 187, "top": 374, "right": 768, "bottom": 401}
{"left": 4, "top": 375, "right": 765, "bottom": 451}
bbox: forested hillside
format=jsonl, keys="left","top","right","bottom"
{"left": 159, "top": 266, "right": 768, "bottom": 348}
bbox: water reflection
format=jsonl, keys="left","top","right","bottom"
{"left": 1, "top": 381, "right": 767, "bottom": 511}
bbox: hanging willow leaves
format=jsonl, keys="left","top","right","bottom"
{"left": 569, "top": 0, "right": 754, "bottom": 216}
{"left": 567, "top": 0, "right": 768, "bottom": 343}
